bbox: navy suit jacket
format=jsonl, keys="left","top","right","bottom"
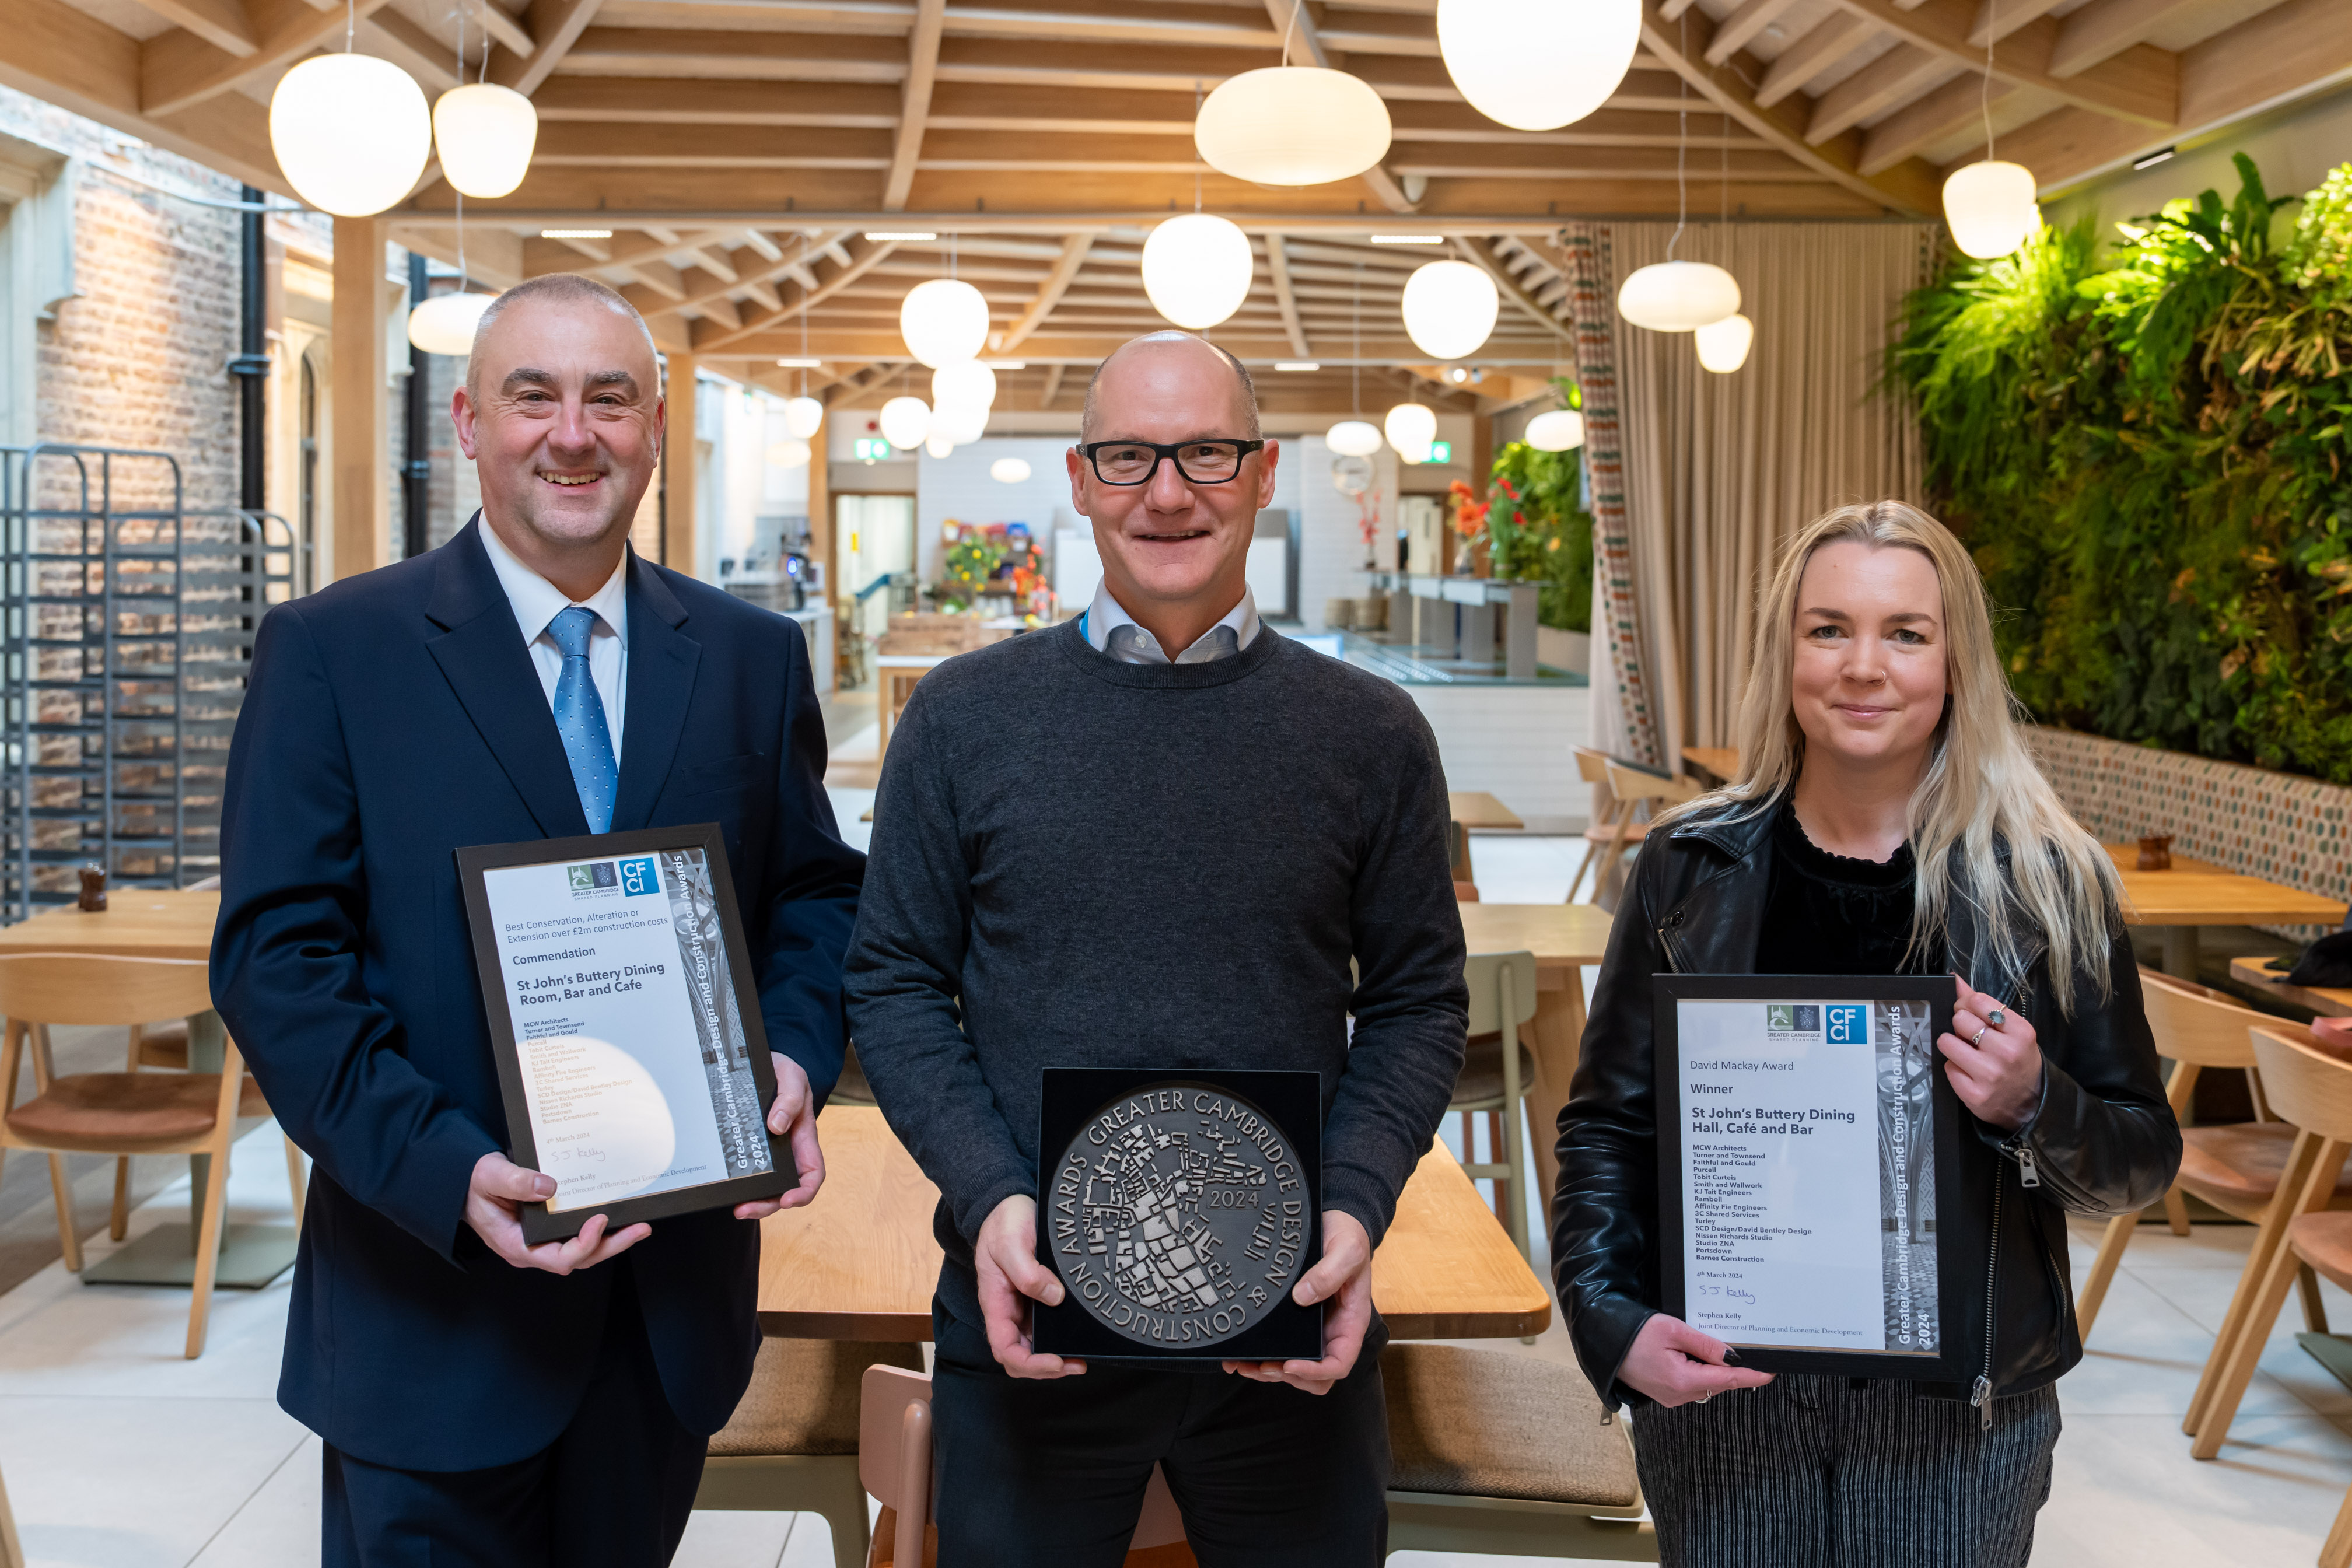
{"left": 211, "top": 517, "right": 864, "bottom": 1472}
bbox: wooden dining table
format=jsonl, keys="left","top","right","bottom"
{"left": 2229, "top": 955, "right": 2352, "bottom": 1017}
{"left": 0, "top": 888, "right": 294, "bottom": 1287}
{"left": 2103, "top": 845, "right": 2346, "bottom": 979}
{"left": 759, "top": 1105, "right": 1553, "bottom": 1342}
{"left": 1457, "top": 902, "right": 1612, "bottom": 1205}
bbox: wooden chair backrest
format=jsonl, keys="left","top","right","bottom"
{"left": 0, "top": 954, "right": 212, "bottom": 1026}
{"left": 1465, "top": 951, "right": 1538, "bottom": 1036}
{"left": 2250, "top": 1026, "right": 2352, "bottom": 1144}
{"left": 1602, "top": 759, "right": 1700, "bottom": 810}
{"left": 1572, "top": 746, "right": 1615, "bottom": 785}
{"left": 2139, "top": 971, "right": 2271, "bottom": 1069}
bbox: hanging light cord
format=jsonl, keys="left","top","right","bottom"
{"left": 1281, "top": 0, "right": 1301, "bottom": 64}
{"left": 1351, "top": 261, "right": 1362, "bottom": 417}
{"left": 1980, "top": 0, "right": 1996, "bottom": 160}
{"left": 344, "top": 0, "right": 354, "bottom": 51}
{"left": 1667, "top": 10, "right": 1689, "bottom": 262}
{"left": 1193, "top": 82, "right": 1203, "bottom": 212}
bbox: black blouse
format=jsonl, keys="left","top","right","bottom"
{"left": 1752, "top": 798, "right": 1924, "bottom": 977}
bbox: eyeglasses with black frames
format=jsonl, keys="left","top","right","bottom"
{"left": 1076, "top": 439, "right": 1267, "bottom": 486}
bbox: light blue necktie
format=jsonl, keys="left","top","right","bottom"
{"left": 548, "top": 606, "right": 618, "bottom": 834}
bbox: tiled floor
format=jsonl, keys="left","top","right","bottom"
{"left": 8, "top": 828, "right": 2349, "bottom": 1565}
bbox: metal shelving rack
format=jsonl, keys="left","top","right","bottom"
{"left": 0, "top": 444, "right": 300, "bottom": 923}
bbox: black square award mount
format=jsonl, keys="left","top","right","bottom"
{"left": 1032, "top": 1068, "right": 1324, "bottom": 1365}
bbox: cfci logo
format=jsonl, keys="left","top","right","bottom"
{"left": 618, "top": 857, "right": 659, "bottom": 897}
{"left": 566, "top": 862, "right": 618, "bottom": 895}
{"left": 1825, "top": 1004, "right": 1868, "bottom": 1044}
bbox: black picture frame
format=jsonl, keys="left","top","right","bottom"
{"left": 1032, "top": 1068, "right": 1324, "bottom": 1366}
{"left": 457, "top": 824, "right": 792, "bottom": 1245}
{"left": 1653, "top": 974, "right": 1966, "bottom": 1381}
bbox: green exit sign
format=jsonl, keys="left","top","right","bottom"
{"left": 853, "top": 436, "right": 891, "bottom": 461}
{"left": 1427, "top": 440, "right": 1452, "bottom": 463}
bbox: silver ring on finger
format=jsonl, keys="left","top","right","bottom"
{"left": 1695, "top": 1392, "right": 1712, "bottom": 1405}
{"left": 1971, "top": 1025, "right": 1988, "bottom": 1046}
{"left": 1987, "top": 1008, "right": 2006, "bottom": 1028}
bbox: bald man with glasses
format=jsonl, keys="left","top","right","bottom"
{"left": 846, "top": 331, "right": 1468, "bottom": 1564}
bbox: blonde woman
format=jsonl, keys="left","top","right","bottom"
{"left": 1552, "top": 501, "right": 2179, "bottom": 1566}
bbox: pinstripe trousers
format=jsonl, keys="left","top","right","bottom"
{"left": 1629, "top": 1375, "right": 2061, "bottom": 1568}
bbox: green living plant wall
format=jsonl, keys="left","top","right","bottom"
{"left": 1896, "top": 154, "right": 2352, "bottom": 782}
{"left": 1486, "top": 379, "right": 1595, "bottom": 633}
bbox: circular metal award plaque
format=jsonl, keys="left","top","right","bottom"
{"left": 1044, "top": 1080, "right": 1309, "bottom": 1351}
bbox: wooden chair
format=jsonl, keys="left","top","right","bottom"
{"left": 0, "top": 1454, "right": 22, "bottom": 1568}
{"left": 0, "top": 954, "right": 266, "bottom": 1358}
{"left": 2187, "top": 1024, "right": 2352, "bottom": 1462}
{"left": 1382, "top": 1343, "right": 1656, "bottom": 1561}
{"left": 2074, "top": 970, "right": 2331, "bottom": 1337}
{"left": 1567, "top": 755, "right": 1700, "bottom": 905}
{"left": 1452, "top": 881, "right": 1481, "bottom": 903}
{"left": 830, "top": 1042, "right": 878, "bottom": 1108}
{"left": 692, "top": 1338, "right": 924, "bottom": 1568}
{"left": 1454, "top": 952, "right": 1539, "bottom": 1263}
{"left": 858, "top": 1362, "right": 1194, "bottom": 1567}
{"left": 108, "top": 1017, "right": 307, "bottom": 1243}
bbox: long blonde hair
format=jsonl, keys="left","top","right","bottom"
{"left": 1664, "top": 500, "right": 2120, "bottom": 1007}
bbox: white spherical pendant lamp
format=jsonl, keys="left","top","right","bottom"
{"left": 1943, "top": 160, "right": 2041, "bottom": 260}
{"left": 899, "top": 279, "right": 991, "bottom": 368}
{"left": 1695, "top": 312, "right": 1754, "bottom": 373}
{"left": 1401, "top": 259, "right": 1499, "bottom": 360}
{"left": 765, "top": 439, "right": 812, "bottom": 469}
{"left": 1616, "top": 261, "right": 1742, "bottom": 332}
{"left": 1525, "top": 408, "right": 1585, "bottom": 452}
{"left": 1437, "top": 0, "right": 1639, "bottom": 131}
{"left": 925, "top": 432, "right": 956, "bottom": 459}
{"left": 930, "top": 360, "right": 997, "bottom": 412}
{"left": 1325, "top": 419, "right": 1382, "bottom": 457}
{"left": 270, "top": 54, "right": 433, "bottom": 218}
{"left": 1384, "top": 402, "right": 1437, "bottom": 454}
{"left": 991, "top": 457, "right": 1032, "bottom": 484}
{"left": 1141, "top": 214, "right": 1255, "bottom": 330}
{"left": 1194, "top": 66, "right": 1392, "bottom": 187}
{"left": 782, "top": 396, "right": 824, "bottom": 439}
{"left": 432, "top": 82, "right": 537, "bottom": 200}
{"left": 407, "top": 290, "right": 496, "bottom": 355}
{"left": 880, "top": 396, "right": 931, "bottom": 449}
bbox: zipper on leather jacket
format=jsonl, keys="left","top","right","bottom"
{"left": 1657, "top": 907, "right": 1690, "bottom": 974}
{"left": 1972, "top": 1164, "right": 2003, "bottom": 1433}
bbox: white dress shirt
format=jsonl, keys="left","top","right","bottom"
{"left": 479, "top": 518, "right": 629, "bottom": 766}
{"left": 1081, "top": 580, "right": 1261, "bottom": 665}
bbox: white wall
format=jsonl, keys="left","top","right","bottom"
{"left": 2045, "top": 80, "right": 2352, "bottom": 235}
{"left": 914, "top": 436, "right": 1085, "bottom": 589}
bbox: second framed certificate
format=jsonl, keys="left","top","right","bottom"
{"left": 458, "top": 825, "right": 792, "bottom": 1244}
{"left": 1654, "top": 975, "right": 1965, "bottom": 1380}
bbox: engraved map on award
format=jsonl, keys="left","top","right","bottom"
{"left": 1034, "top": 1069, "right": 1324, "bottom": 1362}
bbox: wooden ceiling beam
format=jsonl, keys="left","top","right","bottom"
{"left": 1457, "top": 236, "right": 1573, "bottom": 345}
{"left": 882, "top": 0, "right": 944, "bottom": 210}
{"left": 2050, "top": 0, "right": 2204, "bottom": 78}
{"left": 1704, "top": 0, "right": 1802, "bottom": 65}
{"left": 492, "top": 0, "right": 606, "bottom": 96}
{"left": 1758, "top": 12, "right": 1870, "bottom": 107}
{"left": 134, "top": 0, "right": 255, "bottom": 58}
{"left": 1969, "top": 0, "right": 2072, "bottom": 47}
{"left": 532, "top": 75, "right": 901, "bottom": 124}
{"left": 691, "top": 235, "right": 901, "bottom": 351}
{"left": 531, "top": 123, "right": 892, "bottom": 167}
{"left": 629, "top": 229, "right": 850, "bottom": 320}
{"left": 1265, "top": 0, "right": 1417, "bottom": 214}
{"left": 1266, "top": 233, "right": 1311, "bottom": 359}
{"left": 558, "top": 26, "right": 907, "bottom": 80}
{"left": 141, "top": 0, "right": 398, "bottom": 117}
{"left": 466, "top": 0, "right": 536, "bottom": 60}
{"left": 998, "top": 233, "right": 1094, "bottom": 352}
{"left": 1859, "top": 71, "right": 2017, "bottom": 175}
{"left": 361, "top": 9, "right": 466, "bottom": 96}
{"left": 1829, "top": 0, "right": 2177, "bottom": 126}
{"left": 1806, "top": 46, "right": 1953, "bottom": 144}
{"left": 1640, "top": 0, "right": 1939, "bottom": 215}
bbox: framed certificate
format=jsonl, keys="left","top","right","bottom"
{"left": 1031, "top": 1068, "right": 1324, "bottom": 1365}
{"left": 1654, "top": 975, "right": 1966, "bottom": 1381}
{"left": 457, "top": 825, "right": 791, "bottom": 1244}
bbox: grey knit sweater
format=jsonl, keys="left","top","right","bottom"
{"left": 844, "top": 618, "right": 1470, "bottom": 1334}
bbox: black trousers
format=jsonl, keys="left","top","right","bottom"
{"left": 1631, "top": 1374, "right": 2062, "bottom": 1568}
{"left": 928, "top": 1308, "right": 1391, "bottom": 1567}
{"left": 321, "top": 1271, "right": 708, "bottom": 1568}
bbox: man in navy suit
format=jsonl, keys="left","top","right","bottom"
{"left": 211, "top": 273, "right": 863, "bottom": 1566}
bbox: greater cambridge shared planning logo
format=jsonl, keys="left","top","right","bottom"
{"left": 565, "top": 858, "right": 660, "bottom": 899}
{"left": 1765, "top": 1004, "right": 1821, "bottom": 1034}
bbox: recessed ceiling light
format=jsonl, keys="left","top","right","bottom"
{"left": 981, "top": 359, "right": 1027, "bottom": 369}
{"left": 1370, "top": 235, "right": 1443, "bottom": 244}
{"left": 864, "top": 230, "right": 937, "bottom": 242}
{"left": 2132, "top": 146, "right": 2176, "bottom": 170}
{"left": 775, "top": 357, "right": 823, "bottom": 368}
{"left": 541, "top": 228, "right": 612, "bottom": 239}
{"left": 1274, "top": 360, "right": 1320, "bottom": 372}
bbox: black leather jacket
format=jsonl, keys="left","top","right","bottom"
{"left": 1551, "top": 797, "right": 2180, "bottom": 1412}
